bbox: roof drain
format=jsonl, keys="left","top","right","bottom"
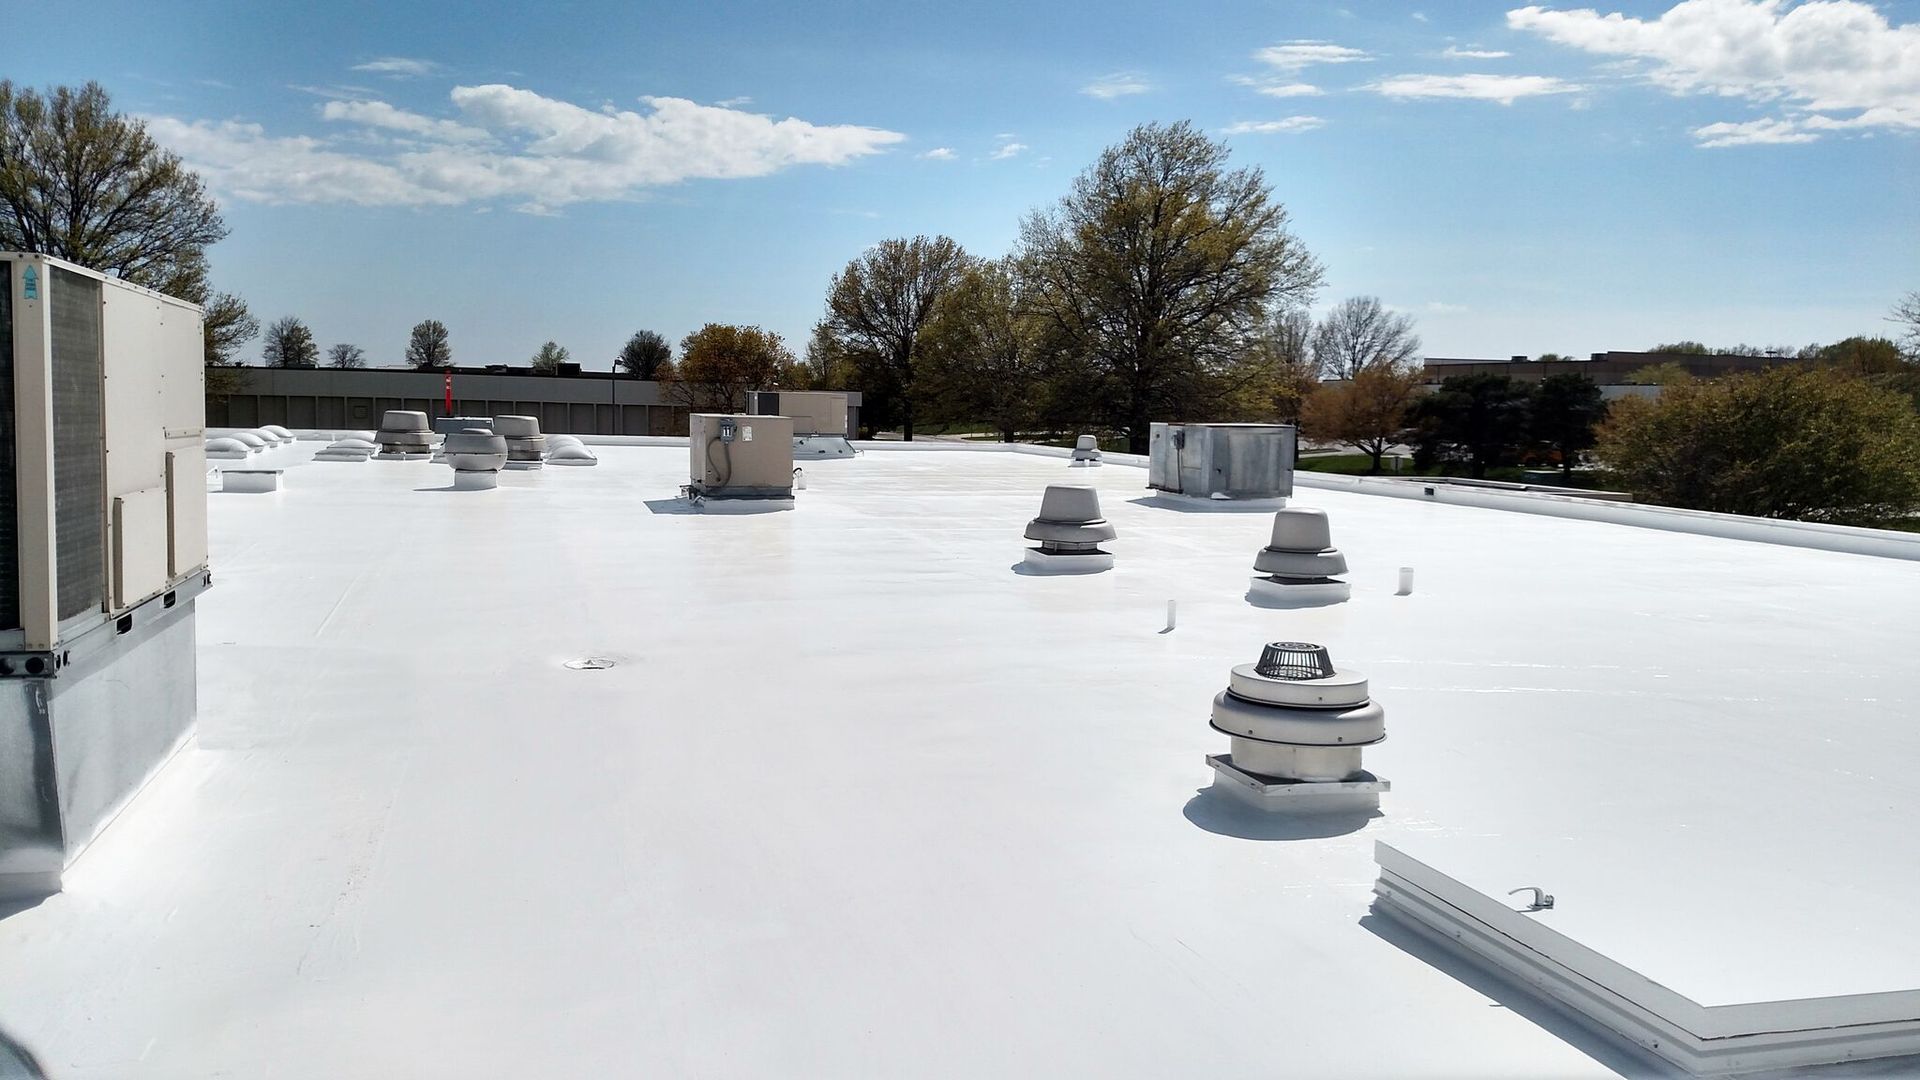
{"left": 493, "top": 415, "right": 547, "bottom": 469}
{"left": 1068, "top": 434, "right": 1103, "bottom": 468}
{"left": 443, "top": 429, "right": 508, "bottom": 490}
{"left": 375, "top": 410, "right": 439, "bottom": 460}
{"left": 1247, "top": 508, "right": 1350, "bottom": 607}
{"left": 1205, "top": 641, "right": 1389, "bottom": 813}
{"left": 1022, "top": 485, "right": 1115, "bottom": 574}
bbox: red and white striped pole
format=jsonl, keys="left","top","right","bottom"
{"left": 444, "top": 370, "right": 453, "bottom": 417}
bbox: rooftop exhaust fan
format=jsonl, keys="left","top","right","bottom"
{"left": 1022, "top": 485, "right": 1116, "bottom": 573}
{"left": 492, "top": 415, "right": 547, "bottom": 469}
{"left": 442, "top": 429, "right": 508, "bottom": 489}
{"left": 1069, "top": 435, "right": 1103, "bottom": 468}
{"left": 375, "top": 410, "right": 438, "bottom": 459}
{"left": 1247, "top": 508, "right": 1351, "bottom": 606}
{"left": 1205, "top": 641, "right": 1389, "bottom": 813}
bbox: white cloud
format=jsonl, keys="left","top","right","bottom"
{"left": 1254, "top": 41, "right": 1373, "bottom": 70}
{"left": 990, "top": 140, "right": 1028, "bottom": 160}
{"left": 919, "top": 147, "right": 957, "bottom": 160}
{"left": 1222, "top": 116, "right": 1327, "bottom": 134}
{"left": 1508, "top": 0, "right": 1920, "bottom": 144}
{"left": 1236, "top": 78, "right": 1325, "bottom": 97}
{"left": 320, "top": 100, "right": 489, "bottom": 142}
{"left": 1413, "top": 12, "right": 1431, "bottom": 22}
{"left": 147, "top": 87, "right": 906, "bottom": 211}
{"left": 716, "top": 96, "right": 753, "bottom": 107}
{"left": 1082, "top": 72, "right": 1153, "bottom": 99}
{"left": 1442, "top": 46, "right": 1513, "bottom": 59}
{"left": 1692, "top": 116, "right": 1821, "bottom": 146}
{"left": 350, "top": 57, "right": 442, "bottom": 78}
{"left": 1370, "top": 73, "right": 1583, "bottom": 103}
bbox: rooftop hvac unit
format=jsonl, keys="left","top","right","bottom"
{"left": 748, "top": 390, "right": 854, "bottom": 458}
{"left": 688, "top": 414, "right": 794, "bottom": 507}
{"left": 1, "top": 253, "right": 211, "bottom": 899}
{"left": 1147, "top": 423, "right": 1297, "bottom": 501}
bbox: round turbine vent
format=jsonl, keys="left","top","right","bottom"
{"left": 1254, "top": 641, "right": 1335, "bottom": 681}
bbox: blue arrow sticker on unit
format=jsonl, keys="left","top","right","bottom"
{"left": 22, "top": 266, "right": 37, "bottom": 299}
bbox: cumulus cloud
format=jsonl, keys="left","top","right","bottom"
{"left": 919, "top": 146, "right": 957, "bottom": 160}
{"left": 1255, "top": 41, "right": 1373, "bottom": 70}
{"left": 351, "top": 57, "right": 441, "bottom": 78}
{"left": 1442, "top": 46, "right": 1513, "bottom": 58}
{"left": 990, "top": 140, "right": 1028, "bottom": 160}
{"left": 1222, "top": 116, "right": 1327, "bottom": 134}
{"left": 319, "top": 100, "right": 489, "bottom": 142}
{"left": 1082, "top": 72, "right": 1153, "bottom": 98}
{"left": 147, "top": 87, "right": 906, "bottom": 211}
{"left": 1369, "top": 73, "right": 1583, "bottom": 103}
{"left": 1508, "top": 0, "right": 1920, "bottom": 144}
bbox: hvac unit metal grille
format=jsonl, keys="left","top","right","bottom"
{"left": 50, "top": 268, "right": 105, "bottom": 621}
{"left": 0, "top": 263, "right": 16, "bottom": 631}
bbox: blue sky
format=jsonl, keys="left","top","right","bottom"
{"left": 12, "top": 0, "right": 1920, "bottom": 367}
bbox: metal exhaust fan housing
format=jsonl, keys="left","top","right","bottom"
{"left": 1068, "top": 434, "right": 1103, "bottom": 467}
{"left": 492, "top": 415, "right": 547, "bottom": 469}
{"left": 442, "top": 429, "right": 508, "bottom": 490}
{"left": 1248, "top": 508, "right": 1351, "bottom": 606}
{"left": 375, "top": 410, "right": 439, "bottom": 459}
{"left": 1206, "top": 642, "right": 1389, "bottom": 812}
{"left": 1023, "top": 485, "right": 1116, "bottom": 573}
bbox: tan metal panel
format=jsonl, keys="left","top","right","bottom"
{"left": 165, "top": 447, "right": 208, "bottom": 579}
{"left": 111, "top": 486, "right": 169, "bottom": 610}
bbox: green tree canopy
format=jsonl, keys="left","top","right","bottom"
{"left": 617, "top": 330, "right": 672, "bottom": 379}
{"left": 406, "top": 319, "right": 451, "bottom": 369}
{"left": 1017, "top": 121, "right": 1323, "bottom": 452}
{"left": 0, "top": 80, "right": 255, "bottom": 366}
{"left": 664, "top": 324, "right": 796, "bottom": 413}
{"left": 1408, "top": 372, "right": 1531, "bottom": 478}
{"left": 530, "top": 340, "right": 570, "bottom": 374}
{"left": 1530, "top": 372, "right": 1608, "bottom": 475}
{"left": 818, "top": 235, "right": 972, "bottom": 440}
{"left": 918, "top": 259, "right": 1046, "bottom": 442}
{"left": 261, "top": 316, "right": 318, "bottom": 369}
{"left": 1597, "top": 367, "right": 1920, "bottom": 526}
{"left": 1299, "top": 363, "right": 1424, "bottom": 472}
{"left": 1816, "top": 335, "right": 1907, "bottom": 375}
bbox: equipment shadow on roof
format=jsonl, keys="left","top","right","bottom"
{"left": 1357, "top": 910, "right": 1675, "bottom": 1080}
{"left": 1129, "top": 495, "right": 1288, "bottom": 514}
{"left": 1181, "top": 790, "right": 1377, "bottom": 841}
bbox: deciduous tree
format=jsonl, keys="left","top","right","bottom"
{"left": 818, "top": 235, "right": 972, "bottom": 440}
{"left": 919, "top": 259, "right": 1045, "bottom": 442}
{"left": 1597, "top": 368, "right": 1920, "bottom": 526}
{"left": 1816, "top": 335, "right": 1906, "bottom": 375}
{"left": 261, "top": 316, "right": 318, "bottom": 369}
{"left": 1018, "top": 121, "right": 1323, "bottom": 453}
{"left": 664, "top": 324, "right": 795, "bottom": 413}
{"left": 530, "top": 340, "right": 569, "bottom": 374}
{"left": 326, "top": 342, "right": 366, "bottom": 369}
{"left": 617, "top": 330, "right": 672, "bottom": 379}
{"left": 406, "top": 319, "right": 451, "bottom": 369}
{"left": 1893, "top": 291, "right": 1920, "bottom": 360}
{"left": 1311, "top": 296, "right": 1419, "bottom": 380}
{"left": 1297, "top": 363, "right": 1423, "bottom": 472}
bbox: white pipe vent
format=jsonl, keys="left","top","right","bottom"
{"left": 1205, "top": 641, "right": 1389, "bottom": 812}
{"left": 1248, "top": 508, "right": 1350, "bottom": 607}
{"left": 1022, "top": 485, "right": 1116, "bottom": 573}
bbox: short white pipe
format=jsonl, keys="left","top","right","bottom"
{"left": 1165, "top": 600, "right": 1177, "bottom": 632}
{"left": 1396, "top": 567, "right": 1414, "bottom": 596}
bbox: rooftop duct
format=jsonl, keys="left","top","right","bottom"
{"left": 442, "top": 429, "right": 508, "bottom": 490}
{"left": 1069, "top": 435, "right": 1103, "bottom": 468}
{"left": 1147, "top": 423, "right": 1296, "bottom": 502}
{"left": 375, "top": 410, "right": 438, "bottom": 459}
{"left": 1022, "top": 485, "right": 1116, "bottom": 573}
{"left": 1248, "top": 508, "right": 1351, "bottom": 606}
{"left": 492, "top": 415, "right": 546, "bottom": 468}
{"left": 1205, "top": 641, "right": 1389, "bottom": 813}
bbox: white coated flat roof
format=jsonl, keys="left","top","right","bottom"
{"left": 3, "top": 441, "right": 1919, "bottom": 1078}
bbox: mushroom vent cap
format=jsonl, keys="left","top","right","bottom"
{"left": 1035, "top": 484, "right": 1104, "bottom": 524}
{"left": 380, "top": 410, "right": 430, "bottom": 432}
{"left": 1267, "top": 508, "right": 1334, "bottom": 552}
{"left": 493, "top": 415, "right": 541, "bottom": 437}
{"left": 1257, "top": 641, "right": 1335, "bottom": 680}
